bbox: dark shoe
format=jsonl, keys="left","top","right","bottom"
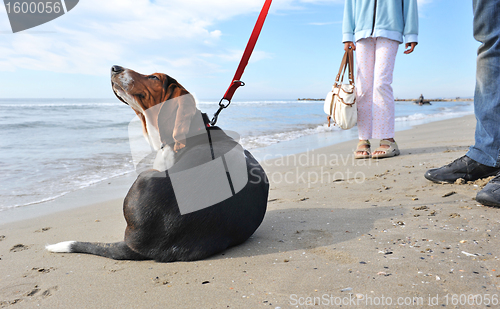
{"left": 476, "top": 173, "right": 500, "bottom": 207}
{"left": 424, "top": 155, "right": 500, "bottom": 184}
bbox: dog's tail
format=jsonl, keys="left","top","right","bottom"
{"left": 46, "top": 241, "right": 149, "bottom": 260}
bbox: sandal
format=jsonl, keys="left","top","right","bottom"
{"left": 354, "top": 140, "right": 371, "bottom": 159}
{"left": 371, "top": 140, "right": 400, "bottom": 159}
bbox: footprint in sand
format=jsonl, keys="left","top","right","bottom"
{"left": 22, "top": 285, "right": 59, "bottom": 299}
{"left": 34, "top": 227, "right": 52, "bottom": 233}
{"left": 12, "top": 285, "right": 60, "bottom": 305}
{"left": 23, "top": 267, "right": 56, "bottom": 278}
{"left": 41, "top": 286, "right": 59, "bottom": 298}
{"left": 0, "top": 283, "right": 49, "bottom": 307}
{"left": 0, "top": 299, "right": 22, "bottom": 306}
{"left": 26, "top": 287, "right": 40, "bottom": 297}
{"left": 9, "top": 244, "right": 31, "bottom": 252}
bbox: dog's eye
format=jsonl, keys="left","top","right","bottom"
{"left": 148, "top": 75, "right": 160, "bottom": 81}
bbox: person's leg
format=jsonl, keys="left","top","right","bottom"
{"left": 466, "top": 0, "right": 500, "bottom": 167}
{"left": 424, "top": 0, "right": 500, "bottom": 184}
{"left": 474, "top": 0, "right": 500, "bottom": 206}
{"left": 371, "top": 37, "right": 398, "bottom": 139}
{"left": 371, "top": 37, "right": 399, "bottom": 157}
{"left": 354, "top": 38, "right": 376, "bottom": 156}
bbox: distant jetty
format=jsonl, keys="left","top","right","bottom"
{"left": 395, "top": 97, "right": 473, "bottom": 102}
{"left": 297, "top": 97, "right": 473, "bottom": 102}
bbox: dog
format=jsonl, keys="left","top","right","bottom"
{"left": 46, "top": 66, "right": 269, "bottom": 262}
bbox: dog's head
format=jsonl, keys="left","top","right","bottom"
{"left": 111, "top": 65, "right": 197, "bottom": 152}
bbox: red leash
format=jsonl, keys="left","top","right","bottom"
{"left": 210, "top": 0, "right": 273, "bottom": 125}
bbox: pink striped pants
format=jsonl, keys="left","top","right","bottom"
{"left": 355, "top": 37, "right": 399, "bottom": 140}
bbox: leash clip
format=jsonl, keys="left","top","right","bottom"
{"left": 210, "top": 98, "right": 232, "bottom": 126}
{"left": 210, "top": 80, "right": 245, "bottom": 126}
{"left": 218, "top": 97, "right": 232, "bottom": 109}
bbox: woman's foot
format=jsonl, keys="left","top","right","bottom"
{"left": 372, "top": 138, "right": 395, "bottom": 156}
{"left": 372, "top": 139, "right": 400, "bottom": 159}
{"left": 354, "top": 140, "right": 371, "bottom": 159}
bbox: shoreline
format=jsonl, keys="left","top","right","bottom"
{"left": 0, "top": 172, "right": 137, "bottom": 226}
{"left": 0, "top": 108, "right": 473, "bottom": 224}
{"left": 1, "top": 114, "right": 500, "bottom": 308}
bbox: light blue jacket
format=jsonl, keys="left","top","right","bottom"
{"left": 342, "top": 0, "right": 419, "bottom": 44}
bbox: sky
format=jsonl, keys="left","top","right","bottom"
{"left": 0, "top": 0, "right": 478, "bottom": 100}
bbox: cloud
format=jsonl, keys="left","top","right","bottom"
{"left": 0, "top": 0, "right": 278, "bottom": 75}
{"left": 0, "top": 0, "right": 343, "bottom": 79}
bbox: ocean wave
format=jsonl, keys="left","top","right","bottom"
{"left": 71, "top": 170, "right": 134, "bottom": 189}
{"left": 0, "top": 191, "right": 71, "bottom": 211}
{"left": 0, "top": 169, "right": 134, "bottom": 211}
{"left": 395, "top": 110, "right": 473, "bottom": 122}
{"left": 240, "top": 109, "right": 474, "bottom": 150}
{"left": 240, "top": 123, "right": 337, "bottom": 149}
{"left": 0, "top": 102, "right": 121, "bottom": 108}
{"left": 197, "top": 100, "right": 322, "bottom": 106}
{"left": 1, "top": 99, "right": 320, "bottom": 110}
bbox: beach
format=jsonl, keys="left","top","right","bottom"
{"left": 1, "top": 114, "right": 499, "bottom": 308}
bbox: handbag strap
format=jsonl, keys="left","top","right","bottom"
{"left": 328, "top": 92, "right": 335, "bottom": 127}
{"left": 334, "top": 49, "right": 355, "bottom": 87}
{"left": 334, "top": 51, "right": 348, "bottom": 87}
{"left": 347, "top": 48, "right": 354, "bottom": 84}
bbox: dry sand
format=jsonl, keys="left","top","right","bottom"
{"left": 1, "top": 115, "right": 499, "bottom": 308}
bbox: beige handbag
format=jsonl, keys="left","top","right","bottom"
{"left": 323, "top": 49, "right": 357, "bottom": 129}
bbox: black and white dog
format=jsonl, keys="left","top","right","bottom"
{"left": 46, "top": 66, "right": 269, "bottom": 262}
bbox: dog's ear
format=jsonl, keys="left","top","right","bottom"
{"left": 171, "top": 93, "right": 197, "bottom": 152}
{"left": 157, "top": 76, "right": 197, "bottom": 152}
{"left": 163, "top": 75, "right": 189, "bottom": 101}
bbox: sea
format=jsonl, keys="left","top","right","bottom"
{"left": 0, "top": 98, "right": 474, "bottom": 220}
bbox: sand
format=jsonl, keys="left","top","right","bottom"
{"left": 1, "top": 115, "right": 499, "bottom": 308}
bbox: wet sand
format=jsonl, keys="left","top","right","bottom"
{"left": 1, "top": 115, "right": 499, "bottom": 308}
